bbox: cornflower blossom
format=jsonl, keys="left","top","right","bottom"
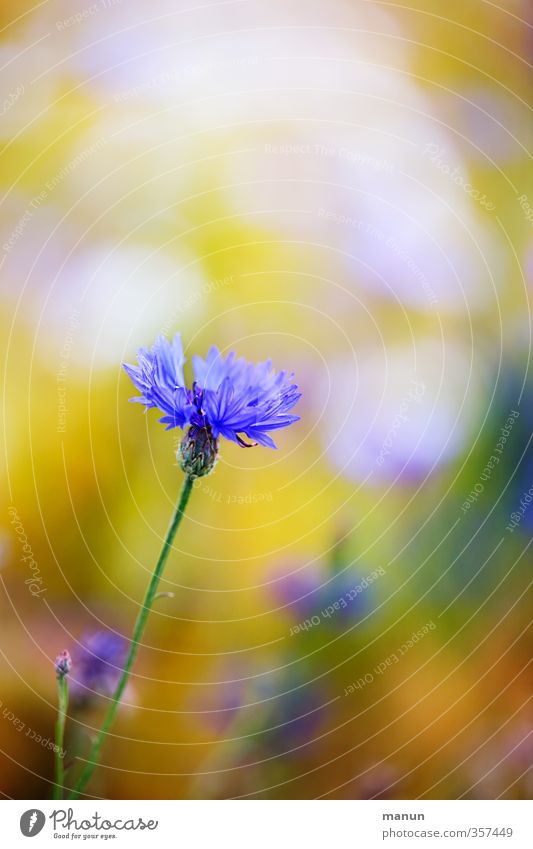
{"left": 124, "top": 334, "right": 301, "bottom": 476}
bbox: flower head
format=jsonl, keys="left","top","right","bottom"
{"left": 70, "top": 631, "right": 127, "bottom": 705}
{"left": 55, "top": 650, "right": 72, "bottom": 679}
{"left": 123, "top": 335, "right": 301, "bottom": 470}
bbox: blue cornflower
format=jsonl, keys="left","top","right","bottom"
{"left": 70, "top": 631, "right": 127, "bottom": 705}
{"left": 123, "top": 334, "right": 301, "bottom": 476}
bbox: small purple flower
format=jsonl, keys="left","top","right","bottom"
{"left": 198, "top": 668, "right": 326, "bottom": 752}
{"left": 123, "top": 334, "right": 301, "bottom": 474}
{"left": 270, "top": 561, "right": 371, "bottom": 625}
{"left": 70, "top": 631, "right": 127, "bottom": 705}
{"left": 55, "top": 650, "right": 72, "bottom": 679}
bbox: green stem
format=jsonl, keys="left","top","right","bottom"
{"left": 69, "top": 475, "right": 194, "bottom": 799}
{"left": 53, "top": 676, "right": 68, "bottom": 800}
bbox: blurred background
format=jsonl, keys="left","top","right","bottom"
{"left": 0, "top": 0, "right": 531, "bottom": 800}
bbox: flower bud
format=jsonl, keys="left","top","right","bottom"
{"left": 178, "top": 425, "right": 219, "bottom": 478}
{"left": 55, "top": 650, "right": 72, "bottom": 679}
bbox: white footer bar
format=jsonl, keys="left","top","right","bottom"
{"left": 3, "top": 799, "right": 531, "bottom": 848}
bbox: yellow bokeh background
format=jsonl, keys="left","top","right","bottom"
{"left": 0, "top": 0, "right": 531, "bottom": 799}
